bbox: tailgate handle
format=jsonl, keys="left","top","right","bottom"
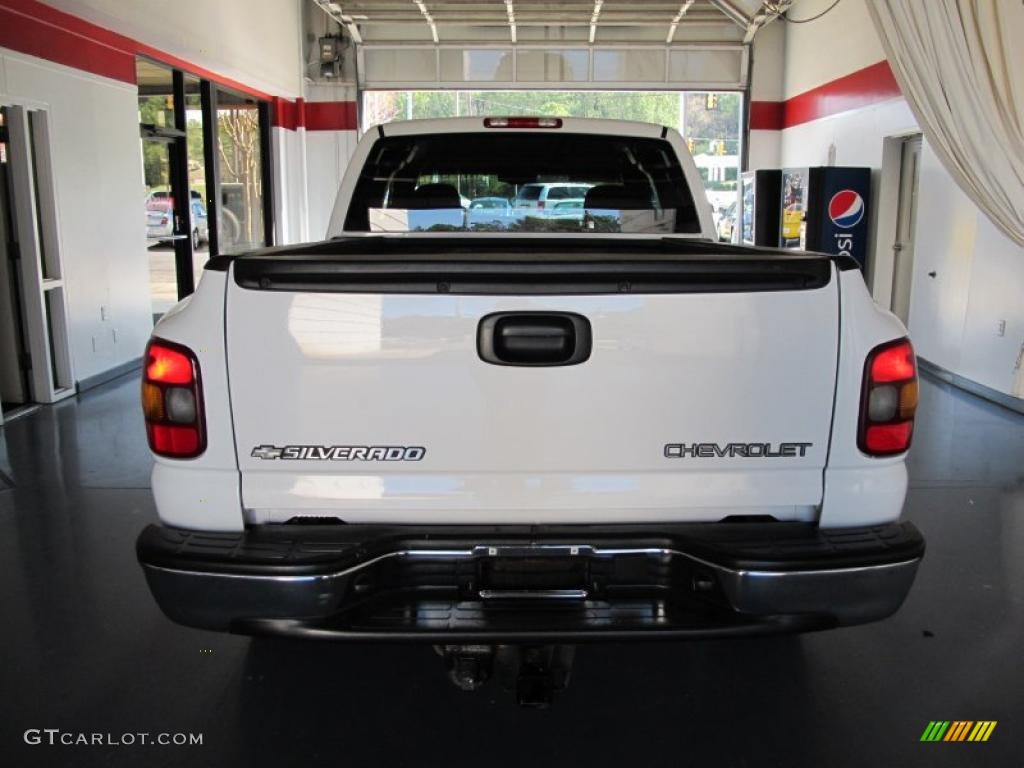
{"left": 478, "top": 312, "right": 592, "bottom": 366}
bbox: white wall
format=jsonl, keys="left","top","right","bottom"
{"left": 42, "top": 0, "right": 304, "bottom": 98}
{"left": 272, "top": 126, "right": 309, "bottom": 245}
{"left": 0, "top": 49, "right": 153, "bottom": 383}
{"left": 304, "top": 127, "right": 358, "bottom": 240}
{"left": 302, "top": 83, "right": 359, "bottom": 241}
{"left": 778, "top": 0, "right": 1024, "bottom": 400}
{"left": 781, "top": 0, "right": 885, "bottom": 99}
{"left": 747, "top": 18, "right": 784, "bottom": 170}
{"left": 911, "top": 144, "right": 1024, "bottom": 397}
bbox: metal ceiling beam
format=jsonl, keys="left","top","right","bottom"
{"left": 359, "top": 40, "right": 745, "bottom": 49}
{"left": 312, "top": 0, "right": 363, "bottom": 44}
{"left": 344, "top": 13, "right": 732, "bottom": 25}
{"left": 505, "top": 0, "right": 517, "bottom": 42}
{"left": 352, "top": 18, "right": 737, "bottom": 27}
{"left": 313, "top": 0, "right": 782, "bottom": 46}
{"left": 413, "top": 0, "right": 439, "bottom": 42}
{"left": 666, "top": 1, "right": 695, "bottom": 43}
{"left": 343, "top": 1, "right": 721, "bottom": 8}
{"left": 705, "top": 0, "right": 751, "bottom": 28}
{"left": 743, "top": 0, "right": 790, "bottom": 43}
{"left": 342, "top": 11, "right": 727, "bottom": 20}
{"left": 588, "top": 0, "right": 603, "bottom": 44}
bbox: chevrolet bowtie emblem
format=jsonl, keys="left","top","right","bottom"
{"left": 251, "top": 445, "right": 284, "bottom": 460}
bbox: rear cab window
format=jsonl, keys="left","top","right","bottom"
{"left": 344, "top": 132, "right": 701, "bottom": 234}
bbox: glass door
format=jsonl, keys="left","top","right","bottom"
{"left": 141, "top": 136, "right": 183, "bottom": 320}
{"left": 183, "top": 76, "right": 210, "bottom": 289}
{"left": 138, "top": 59, "right": 193, "bottom": 323}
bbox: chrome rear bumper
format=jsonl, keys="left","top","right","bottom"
{"left": 138, "top": 521, "right": 923, "bottom": 640}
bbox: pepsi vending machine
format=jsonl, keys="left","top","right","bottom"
{"left": 780, "top": 166, "right": 871, "bottom": 269}
{"left": 738, "top": 169, "right": 782, "bottom": 247}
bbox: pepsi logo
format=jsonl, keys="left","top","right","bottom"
{"left": 828, "top": 190, "right": 865, "bottom": 228}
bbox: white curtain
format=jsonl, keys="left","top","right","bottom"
{"left": 868, "top": 0, "right": 1024, "bottom": 248}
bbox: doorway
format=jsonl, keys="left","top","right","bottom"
{"left": 0, "top": 107, "right": 33, "bottom": 420}
{"left": 138, "top": 60, "right": 200, "bottom": 323}
{"left": 890, "top": 135, "right": 922, "bottom": 325}
{"left": 0, "top": 104, "right": 73, "bottom": 423}
{"left": 136, "top": 59, "right": 271, "bottom": 322}
{"left": 141, "top": 136, "right": 182, "bottom": 320}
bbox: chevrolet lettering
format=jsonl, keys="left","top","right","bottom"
{"left": 665, "top": 442, "right": 814, "bottom": 458}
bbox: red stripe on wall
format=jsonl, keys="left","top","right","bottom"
{"left": 783, "top": 60, "right": 901, "bottom": 127}
{"left": 271, "top": 98, "right": 358, "bottom": 132}
{"left": 272, "top": 97, "right": 305, "bottom": 131}
{"left": 304, "top": 101, "right": 357, "bottom": 131}
{"left": 0, "top": 0, "right": 136, "bottom": 83}
{"left": 0, "top": 0, "right": 272, "bottom": 100}
{"left": 748, "top": 61, "right": 903, "bottom": 132}
{"left": 749, "top": 101, "right": 784, "bottom": 131}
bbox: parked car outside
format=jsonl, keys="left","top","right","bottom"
{"left": 469, "top": 197, "right": 512, "bottom": 213}
{"left": 514, "top": 182, "right": 593, "bottom": 212}
{"left": 467, "top": 196, "right": 515, "bottom": 229}
{"left": 146, "top": 189, "right": 202, "bottom": 206}
{"left": 190, "top": 200, "right": 209, "bottom": 249}
{"left": 546, "top": 198, "right": 585, "bottom": 220}
{"left": 145, "top": 196, "right": 210, "bottom": 249}
{"left": 145, "top": 199, "right": 174, "bottom": 243}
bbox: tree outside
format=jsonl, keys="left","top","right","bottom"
{"left": 216, "top": 105, "right": 263, "bottom": 251}
{"left": 140, "top": 96, "right": 171, "bottom": 192}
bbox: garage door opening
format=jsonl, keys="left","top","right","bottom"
{"left": 362, "top": 90, "right": 742, "bottom": 237}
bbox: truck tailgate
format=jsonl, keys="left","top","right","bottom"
{"left": 223, "top": 243, "right": 840, "bottom": 524}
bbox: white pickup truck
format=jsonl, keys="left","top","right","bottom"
{"left": 137, "top": 117, "right": 923, "bottom": 699}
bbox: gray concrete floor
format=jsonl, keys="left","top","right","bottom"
{"left": 0, "top": 372, "right": 1021, "bottom": 767}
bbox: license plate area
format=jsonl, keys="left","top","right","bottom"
{"left": 472, "top": 545, "right": 611, "bottom": 602}
{"left": 479, "top": 556, "right": 591, "bottom": 593}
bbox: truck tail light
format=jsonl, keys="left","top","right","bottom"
{"left": 142, "top": 339, "right": 206, "bottom": 458}
{"left": 858, "top": 338, "right": 917, "bottom": 456}
{"left": 483, "top": 117, "right": 562, "bottom": 129}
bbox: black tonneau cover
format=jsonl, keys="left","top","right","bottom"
{"left": 212, "top": 236, "right": 851, "bottom": 295}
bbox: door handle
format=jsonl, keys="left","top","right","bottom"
{"left": 478, "top": 312, "right": 592, "bottom": 366}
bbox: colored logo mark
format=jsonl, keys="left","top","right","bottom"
{"left": 920, "top": 721, "right": 997, "bottom": 742}
{"left": 828, "top": 189, "right": 865, "bottom": 228}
